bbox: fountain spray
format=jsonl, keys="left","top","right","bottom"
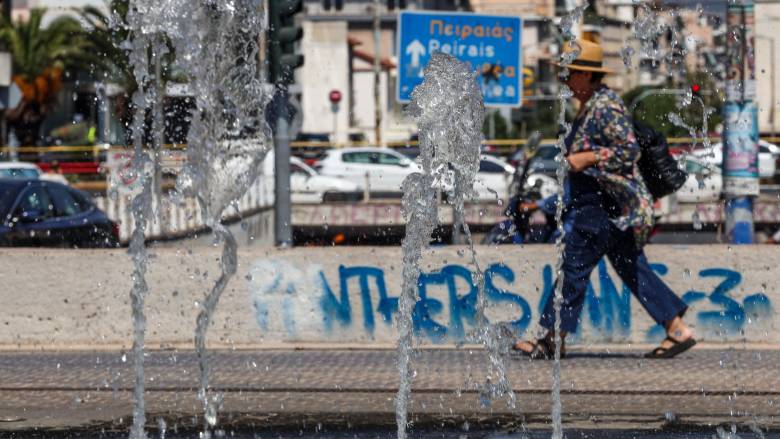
{"left": 551, "top": 4, "right": 588, "bottom": 438}
{"left": 395, "top": 53, "right": 484, "bottom": 439}
{"left": 120, "top": 1, "right": 273, "bottom": 437}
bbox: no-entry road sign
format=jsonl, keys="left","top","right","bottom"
{"left": 396, "top": 11, "right": 522, "bottom": 107}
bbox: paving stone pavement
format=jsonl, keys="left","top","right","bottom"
{"left": 0, "top": 348, "right": 778, "bottom": 434}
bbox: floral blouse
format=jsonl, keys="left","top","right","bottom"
{"left": 568, "top": 86, "right": 655, "bottom": 247}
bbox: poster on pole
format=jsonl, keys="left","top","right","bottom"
{"left": 396, "top": 11, "right": 522, "bottom": 107}
{"left": 722, "top": 102, "right": 760, "bottom": 196}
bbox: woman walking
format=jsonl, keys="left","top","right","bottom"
{"left": 513, "top": 39, "right": 696, "bottom": 359}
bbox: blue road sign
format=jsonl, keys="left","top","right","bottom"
{"left": 396, "top": 11, "right": 522, "bottom": 107}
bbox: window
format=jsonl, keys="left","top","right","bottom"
{"left": 377, "top": 153, "right": 403, "bottom": 166}
{"left": 536, "top": 146, "right": 560, "bottom": 160}
{"left": 291, "top": 163, "right": 309, "bottom": 175}
{"left": 479, "top": 160, "right": 506, "bottom": 173}
{"left": 342, "top": 152, "right": 373, "bottom": 164}
{"left": 685, "top": 161, "right": 710, "bottom": 176}
{"left": 16, "top": 187, "right": 54, "bottom": 219}
{"left": 0, "top": 168, "right": 41, "bottom": 179}
{"left": 48, "top": 185, "right": 87, "bottom": 217}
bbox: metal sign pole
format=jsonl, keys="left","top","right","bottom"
{"left": 373, "top": 0, "right": 382, "bottom": 146}
{"left": 274, "top": 91, "right": 293, "bottom": 247}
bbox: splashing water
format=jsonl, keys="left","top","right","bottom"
{"left": 168, "top": 2, "right": 272, "bottom": 436}
{"left": 634, "top": 2, "right": 665, "bottom": 66}
{"left": 395, "top": 53, "right": 484, "bottom": 439}
{"left": 668, "top": 112, "right": 697, "bottom": 146}
{"left": 121, "top": 1, "right": 272, "bottom": 437}
{"left": 121, "top": 2, "right": 171, "bottom": 437}
{"left": 551, "top": 3, "right": 587, "bottom": 438}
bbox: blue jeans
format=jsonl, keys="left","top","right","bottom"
{"left": 539, "top": 212, "right": 688, "bottom": 334}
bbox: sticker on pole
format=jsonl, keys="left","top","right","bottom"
{"left": 396, "top": 11, "right": 522, "bottom": 107}
{"left": 723, "top": 102, "right": 760, "bottom": 197}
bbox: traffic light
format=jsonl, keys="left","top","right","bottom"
{"left": 268, "top": 0, "right": 304, "bottom": 85}
{"left": 322, "top": 0, "right": 343, "bottom": 10}
{"left": 691, "top": 83, "right": 701, "bottom": 97}
{"left": 386, "top": 0, "right": 407, "bottom": 10}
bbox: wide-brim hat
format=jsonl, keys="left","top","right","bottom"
{"left": 551, "top": 39, "right": 614, "bottom": 74}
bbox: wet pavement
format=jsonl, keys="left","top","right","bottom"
{"left": 0, "top": 348, "right": 777, "bottom": 435}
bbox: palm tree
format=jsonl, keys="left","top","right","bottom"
{"left": 0, "top": 8, "right": 92, "bottom": 145}
{"left": 78, "top": 0, "right": 182, "bottom": 145}
{"left": 77, "top": 1, "right": 135, "bottom": 93}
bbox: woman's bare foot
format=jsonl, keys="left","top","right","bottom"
{"left": 659, "top": 316, "right": 694, "bottom": 350}
{"left": 512, "top": 340, "right": 537, "bottom": 354}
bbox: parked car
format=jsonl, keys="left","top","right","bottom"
{"left": 0, "top": 161, "right": 69, "bottom": 185}
{"left": 290, "top": 156, "right": 361, "bottom": 203}
{"left": 0, "top": 179, "right": 119, "bottom": 247}
{"left": 474, "top": 155, "right": 515, "bottom": 201}
{"left": 676, "top": 157, "right": 722, "bottom": 203}
{"left": 314, "top": 147, "right": 419, "bottom": 194}
{"left": 691, "top": 140, "right": 777, "bottom": 179}
{"left": 0, "top": 162, "right": 43, "bottom": 179}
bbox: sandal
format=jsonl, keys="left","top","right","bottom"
{"left": 512, "top": 337, "right": 566, "bottom": 360}
{"left": 644, "top": 336, "right": 697, "bottom": 359}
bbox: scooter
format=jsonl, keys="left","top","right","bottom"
{"left": 482, "top": 133, "right": 560, "bottom": 245}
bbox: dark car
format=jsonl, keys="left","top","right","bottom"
{"left": 0, "top": 179, "right": 119, "bottom": 248}
{"left": 525, "top": 144, "right": 561, "bottom": 178}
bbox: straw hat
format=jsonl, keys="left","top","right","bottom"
{"left": 553, "top": 39, "right": 614, "bottom": 74}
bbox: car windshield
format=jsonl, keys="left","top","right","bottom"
{"left": 0, "top": 168, "right": 40, "bottom": 179}
{"left": 685, "top": 160, "right": 712, "bottom": 175}
{"left": 535, "top": 146, "right": 559, "bottom": 160}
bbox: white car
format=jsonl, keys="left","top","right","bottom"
{"left": 676, "top": 156, "right": 722, "bottom": 203}
{"left": 0, "top": 161, "right": 68, "bottom": 185}
{"left": 261, "top": 152, "right": 361, "bottom": 203}
{"left": 691, "top": 140, "right": 777, "bottom": 179}
{"left": 289, "top": 156, "right": 361, "bottom": 203}
{"left": 314, "top": 147, "right": 419, "bottom": 193}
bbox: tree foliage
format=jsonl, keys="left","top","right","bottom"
{"left": 623, "top": 72, "right": 723, "bottom": 139}
{"left": 0, "top": 8, "right": 94, "bottom": 145}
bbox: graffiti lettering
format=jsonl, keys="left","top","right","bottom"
{"left": 251, "top": 259, "right": 774, "bottom": 343}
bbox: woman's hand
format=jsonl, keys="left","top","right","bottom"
{"left": 566, "top": 151, "right": 598, "bottom": 172}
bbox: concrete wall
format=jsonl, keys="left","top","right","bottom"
{"left": 756, "top": 3, "right": 780, "bottom": 135}
{"left": 1, "top": 246, "right": 776, "bottom": 350}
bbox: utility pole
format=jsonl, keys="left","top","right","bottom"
{"left": 1, "top": 0, "right": 10, "bottom": 152}
{"left": 268, "top": 0, "right": 304, "bottom": 247}
{"left": 373, "top": 0, "right": 382, "bottom": 146}
{"left": 723, "top": 0, "right": 759, "bottom": 244}
{"left": 757, "top": 34, "right": 776, "bottom": 137}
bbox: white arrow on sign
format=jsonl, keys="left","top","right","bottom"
{"left": 405, "top": 39, "right": 426, "bottom": 68}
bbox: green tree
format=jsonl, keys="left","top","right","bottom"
{"left": 77, "top": 2, "right": 135, "bottom": 92}
{"left": 622, "top": 72, "right": 723, "bottom": 140}
{"left": 0, "top": 8, "right": 92, "bottom": 145}
{"left": 78, "top": 1, "right": 182, "bottom": 145}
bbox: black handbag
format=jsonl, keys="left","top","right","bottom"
{"left": 633, "top": 119, "right": 688, "bottom": 200}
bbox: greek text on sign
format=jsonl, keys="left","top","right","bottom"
{"left": 397, "top": 11, "right": 522, "bottom": 107}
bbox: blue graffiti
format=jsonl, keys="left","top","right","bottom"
{"left": 319, "top": 263, "right": 533, "bottom": 342}
{"left": 263, "top": 260, "right": 774, "bottom": 342}
{"left": 681, "top": 268, "right": 773, "bottom": 336}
